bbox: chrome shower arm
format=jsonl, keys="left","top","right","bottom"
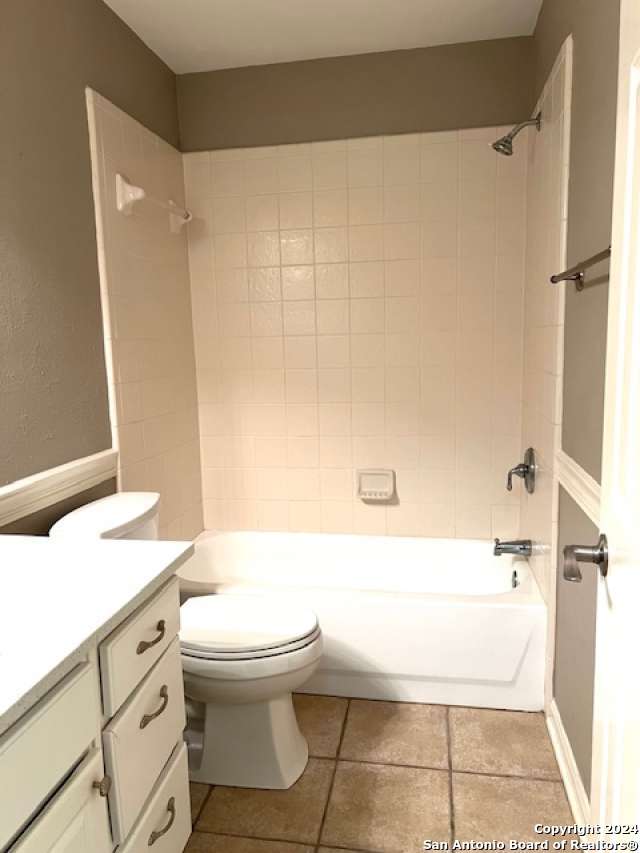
{"left": 491, "top": 112, "right": 542, "bottom": 155}
{"left": 509, "top": 113, "right": 542, "bottom": 138}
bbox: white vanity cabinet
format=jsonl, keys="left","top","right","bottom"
{"left": 0, "top": 542, "right": 192, "bottom": 853}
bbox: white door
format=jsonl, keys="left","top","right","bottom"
{"left": 591, "top": 0, "right": 640, "bottom": 830}
{"left": 12, "top": 749, "right": 112, "bottom": 853}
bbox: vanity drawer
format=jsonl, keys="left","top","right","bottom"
{"left": 103, "top": 638, "right": 186, "bottom": 843}
{"left": 0, "top": 664, "right": 100, "bottom": 850}
{"left": 100, "top": 577, "right": 180, "bottom": 717}
{"left": 119, "top": 743, "right": 191, "bottom": 853}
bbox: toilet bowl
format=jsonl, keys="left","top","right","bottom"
{"left": 49, "top": 491, "right": 322, "bottom": 789}
{"left": 180, "top": 593, "right": 323, "bottom": 789}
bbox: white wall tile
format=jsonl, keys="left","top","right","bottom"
{"left": 278, "top": 156, "right": 313, "bottom": 192}
{"left": 314, "top": 189, "right": 348, "bottom": 227}
{"left": 283, "top": 300, "right": 316, "bottom": 335}
{"left": 347, "top": 150, "right": 384, "bottom": 187}
{"left": 91, "top": 97, "right": 203, "bottom": 536}
{"left": 314, "top": 227, "right": 348, "bottom": 263}
{"left": 244, "top": 158, "right": 278, "bottom": 195}
{"left": 316, "top": 263, "right": 349, "bottom": 299}
{"left": 349, "top": 225, "right": 384, "bottom": 262}
{"left": 186, "top": 125, "right": 528, "bottom": 538}
{"left": 313, "top": 151, "right": 348, "bottom": 189}
{"left": 519, "top": 45, "right": 571, "bottom": 603}
{"left": 280, "top": 192, "right": 313, "bottom": 229}
{"left": 349, "top": 187, "right": 384, "bottom": 225}
{"left": 248, "top": 231, "right": 280, "bottom": 267}
{"left": 281, "top": 266, "right": 315, "bottom": 300}
{"left": 246, "top": 195, "right": 279, "bottom": 232}
{"left": 249, "top": 267, "right": 281, "bottom": 302}
{"left": 281, "top": 229, "right": 314, "bottom": 265}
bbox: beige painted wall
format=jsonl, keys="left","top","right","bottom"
{"left": 534, "top": 0, "right": 621, "bottom": 482}
{"left": 185, "top": 129, "right": 528, "bottom": 537}
{"left": 177, "top": 38, "right": 535, "bottom": 152}
{"left": 87, "top": 93, "right": 203, "bottom": 539}
{"left": 0, "top": 0, "right": 178, "bottom": 487}
{"left": 554, "top": 487, "right": 599, "bottom": 793}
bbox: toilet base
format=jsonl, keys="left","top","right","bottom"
{"left": 187, "top": 693, "right": 309, "bottom": 789}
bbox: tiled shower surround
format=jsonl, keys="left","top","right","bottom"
{"left": 87, "top": 92, "right": 204, "bottom": 538}
{"left": 520, "top": 41, "right": 571, "bottom": 604}
{"left": 185, "top": 128, "right": 529, "bottom": 538}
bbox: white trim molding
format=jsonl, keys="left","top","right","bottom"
{"left": 0, "top": 449, "right": 118, "bottom": 527}
{"left": 547, "top": 699, "right": 591, "bottom": 825}
{"left": 556, "top": 450, "right": 601, "bottom": 526}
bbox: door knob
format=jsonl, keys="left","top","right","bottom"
{"left": 563, "top": 534, "right": 608, "bottom": 583}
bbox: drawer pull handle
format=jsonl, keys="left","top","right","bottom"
{"left": 93, "top": 775, "right": 112, "bottom": 797}
{"left": 137, "top": 619, "right": 166, "bottom": 655}
{"left": 140, "top": 685, "right": 169, "bottom": 729}
{"left": 148, "top": 796, "right": 176, "bottom": 846}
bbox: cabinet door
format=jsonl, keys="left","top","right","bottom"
{"left": 0, "top": 664, "right": 100, "bottom": 850}
{"left": 11, "top": 749, "right": 111, "bottom": 853}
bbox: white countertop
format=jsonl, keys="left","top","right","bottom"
{"left": 0, "top": 535, "right": 193, "bottom": 736}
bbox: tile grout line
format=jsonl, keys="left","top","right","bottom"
{"left": 299, "top": 692, "right": 543, "bottom": 714}
{"left": 316, "top": 842, "right": 399, "bottom": 853}
{"left": 191, "top": 783, "right": 215, "bottom": 831}
{"left": 310, "top": 754, "right": 560, "bottom": 785}
{"left": 197, "top": 826, "right": 386, "bottom": 853}
{"left": 195, "top": 827, "right": 380, "bottom": 849}
{"left": 446, "top": 706, "right": 455, "bottom": 846}
{"left": 451, "top": 767, "right": 563, "bottom": 784}
{"left": 315, "top": 697, "right": 352, "bottom": 848}
{"left": 315, "top": 754, "right": 448, "bottom": 773}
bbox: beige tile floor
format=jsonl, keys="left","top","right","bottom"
{"left": 186, "top": 695, "right": 573, "bottom": 853}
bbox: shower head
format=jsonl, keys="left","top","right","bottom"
{"left": 491, "top": 112, "right": 542, "bottom": 156}
{"left": 492, "top": 136, "right": 514, "bottom": 156}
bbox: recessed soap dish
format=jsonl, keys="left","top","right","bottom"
{"left": 357, "top": 469, "right": 396, "bottom": 503}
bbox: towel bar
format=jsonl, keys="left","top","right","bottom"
{"left": 550, "top": 246, "right": 611, "bottom": 291}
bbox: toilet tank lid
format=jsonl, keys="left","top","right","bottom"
{"left": 49, "top": 492, "right": 160, "bottom": 539}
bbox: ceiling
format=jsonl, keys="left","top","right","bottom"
{"left": 104, "top": 0, "right": 543, "bottom": 74}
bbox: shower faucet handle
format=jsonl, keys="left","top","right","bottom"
{"left": 507, "top": 464, "right": 528, "bottom": 491}
{"left": 506, "top": 448, "right": 536, "bottom": 494}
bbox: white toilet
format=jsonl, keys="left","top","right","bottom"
{"left": 49, "top": 492, "right": 323, "bottom": 790}
{"left": 180, "top": 593, "right": 322, "bottom": 788}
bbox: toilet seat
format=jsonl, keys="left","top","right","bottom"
{"left": 181, "top": 631, "right": 323, "bottom": 682}
{"left": 180, "top": 594, "right": 319, "bottom": 661}
{"left": 182, "top": 626, "right": 322, "bottom": 661}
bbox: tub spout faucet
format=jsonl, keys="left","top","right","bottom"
{"left": 494, "top": 539, "right": 532, "bottom": 557}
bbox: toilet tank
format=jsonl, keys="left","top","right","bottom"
{"left": 49, "top": 492, "right": 160, "bottom": 540}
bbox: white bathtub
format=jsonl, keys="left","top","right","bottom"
{"left": 178, "top": 531, "right": 546, "bottom": 711}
